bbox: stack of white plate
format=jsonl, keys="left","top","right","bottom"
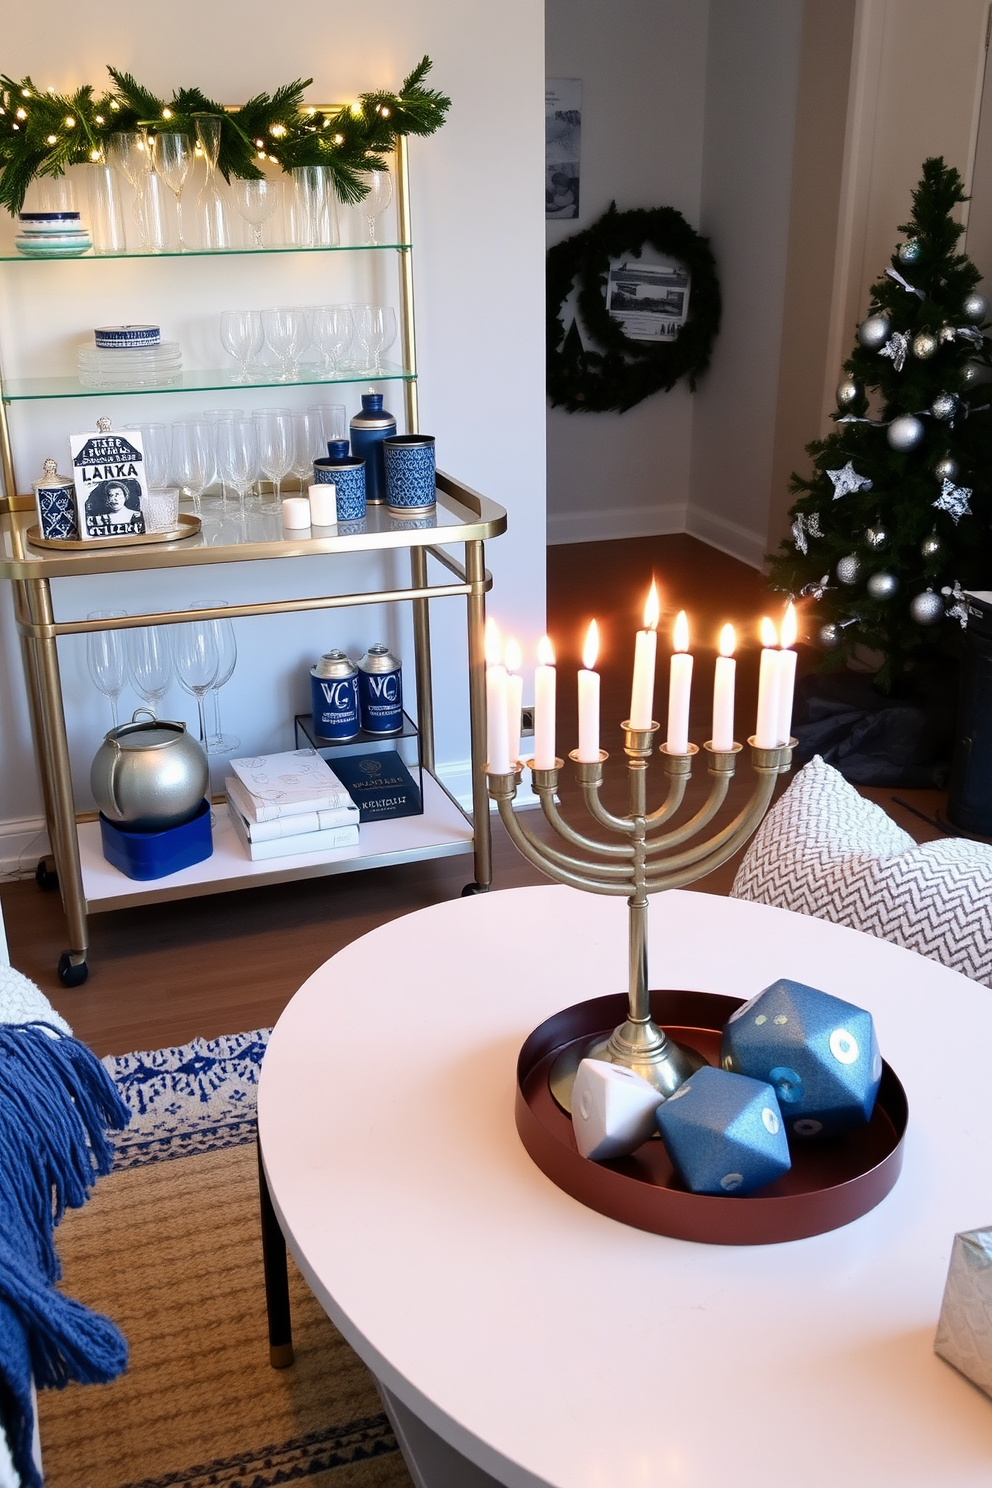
{"left": 16, "top": 212, "right": 92, "bottom": 257}
{"left": 77, "top": 341, "right": 183, "bottom": 389}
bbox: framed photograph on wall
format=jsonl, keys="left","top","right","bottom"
{"left": 546, "top": 79, "right": 582, "bottom": 220}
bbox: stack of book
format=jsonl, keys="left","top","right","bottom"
{"left": 225, "top": 749, "right": 360, "bottom": 861}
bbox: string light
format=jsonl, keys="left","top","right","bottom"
{"left": 21, "top": 89, "right": 30, "bottom": 98}
{"left": 15, "top": 108, "right": 26, "bottom": 120}
{"left": 350, "top": 102, "right": 362, "bottom": 117}
{"left": 306, "top": 106, "right": 316, "bottom": 117}
{"left": 255, "top": 138, "right": 264, "bottom": 147}
{"left": 110, "top": 100, "right": 120, "bottom": 111}
{"left": 89, "top": 148, "right": 101, "bottom": 161}
{"left": 269, "top": 123, "right": 286, "bottom": 138}
{"left": 95, "top": 114, "right": 104, "bottom": 124}
{"left": 64, "top": 116, "right": 75, "bottom": 128}
{"left": 333, "top": 132, "right": 344, "bottom": 143}
{"left": 161, "top": 107, "right": 172, "bottom": 119}
{"left": 256, "top": 149, "right": 266, "bottom": 159}
{"left": 46, "top": 133, "right": 57, "bottom": 144}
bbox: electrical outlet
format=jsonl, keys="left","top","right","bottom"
{"left": 521, "top": 706, "right": 536, "bottom": 736}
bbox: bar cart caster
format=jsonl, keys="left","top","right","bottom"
{"left": 460, "top": 882, "right": 489, "bottom": 896}
{"left": 35, "top": 857, "right": 58, "bottom": 891}
{"left": 58, "top": 952, "right": 88, "bottom": 988}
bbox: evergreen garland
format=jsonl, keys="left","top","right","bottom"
{"left": 547, "top": 203, "right": 721, "bottom": 413}
{"left": 0, "top": 58, "right": 450, "bottom": 214}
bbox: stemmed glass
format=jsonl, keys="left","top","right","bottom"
{"left": 123, "top": 422, "right": 171, "bottom": 490}
{"left": 201, "top": 408, "right": 243, "bottom": 503}
{"left": 310, "top": 305, "right": 353, "bottom": 375}
{"left": 288, "top": 410, "right": 325, "bottom": 492}
{"left": 309, "top": 403, "right": 347, "bottom": 449}
{"left": 353, "top": 305, "right": 397, "bottom": 375}
{"left": 261, "top": 306, "right": 309, "bottom": 381}
{"left": 254, "top": 407, "right": 294, "bottom": 507}
{"left": 220, "top": 310, "right": 264, "bottom": 382}
{"left": 292, "top": 166, "right": 329, "bottom": 247}
{"left": 128, "top": 627, "right": 173, "bottom": 712}
{"left": 151, "top": 132, "right": 194, "bottom": 251}
{"left": 193, "top": 115, "right": 230, "bottom": 250}
{"left": 107, "top": 132, "right": 155, "bottom": 250}
{"left": 86, "top": 610, "right": 128, "bottom": 730}
{"left": 230, "top": 177, "right": 281, "bottom": 248}
{"left": 173, "top": 619, "right": 219, "bottom": 746}
{"left": 192, "top": 603, "right": 239, "bottom": 754}
{"left": 357, "top": 168, "right": 392, "bottom": 244}
{"left": 171, "top": 421, "right": 213, "bottom": 516}
{"left": 215, "top": 417, "right": 259, "bottom": 514}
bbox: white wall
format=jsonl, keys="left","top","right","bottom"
{"left": 544, "top": 0, "right": 709, "bottom": 546}
{"left": 0, "top": 0, "right": 546, "bottom": 862}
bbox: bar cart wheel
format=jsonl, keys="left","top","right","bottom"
{"left": 35, "top": 857, "right": 58, "bottom": 892}
{"left": 57, "top": 952, "right": 88, "bottom": 988}
{"left": 460, "top": 882, "right": 490, "bottom": 896}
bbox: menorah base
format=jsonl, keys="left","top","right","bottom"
{"left": 549, "top": 1017, "right": 706, "bottom": 1114}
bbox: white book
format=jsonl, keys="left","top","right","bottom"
{"left": 230, "top": 749, "right": 353, "bottom": 820}
{"left": 228, "top": 801, "right": 360, "bottom": 861}
{"left": 225, "top": 777, "right": 358, "bottom": 840}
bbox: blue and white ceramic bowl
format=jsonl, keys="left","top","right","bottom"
{"left": 18, "top": 211, "right": 82, "bottom": 234}
{"left": 95, "top": 324, "right": 161, "bottom": 348}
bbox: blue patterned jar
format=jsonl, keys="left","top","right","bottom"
{"left": 383, "top": 434, "right": 436, "bottom": 515}
{"left": 33, "top": 458, "right": 80, "bottom": 541}
{"left": 349, "top": 394, "right": 396, "bottom": 505}
{"left": 313, "top": 456, "right": 366, "bottom": 521}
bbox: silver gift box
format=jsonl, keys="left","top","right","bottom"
{"left": 935, "top": 1227, "right": 992, "bottom": 1397}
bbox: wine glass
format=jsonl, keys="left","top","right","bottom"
{"left": 261, "top": 306, "right": 309, "bottom": 380}
{"left": 309, "top": 403, "right": 347, "bottom": 450}
{"left": 253, "top": 407, "right": 294, "bottom": 507}
{"left": 215, "top": 417, "right": 259, "bottom": 514}
{"left": 193, "top": 114, "right": 230, "bottom": 250}
{"left": 192, "top": 603, "right": 239, "bottom": 754}
{"left": 201, "top": 408, "right": 244, "bottom": 503}
{"left": 128, "top": 626, "right": 173, "bottom": 711}
{"left": 220, "top": 310, "right": 264, "bottom": 382}
{"left": 357, "top": 168, "right": 392, "bottom": 244}
{"left": 123, "top": 422, "right": 171, "bottom": 490}
{"left": 353, "top": 305, "right": 397, "bottom": 375}
{"left": 288, "top": 410, "right": 325, "bottom": 492}
{"left": 151, "top": 132, "right": 194, "bottom": 250}
{"left": 171, "top": 421, "right": 213, "bottom": 516}
{"left": 86, "top": 610, "right": 128, "bottom": 730}
{"left": 230, "top": 177, "right": 281, "bottom": 249}
{"left": 310, "top": 305, "right": 353, "bottom": 375}
{"left": 173, "top": 620, "right": 219, "bottom": 746}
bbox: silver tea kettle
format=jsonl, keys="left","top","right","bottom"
{"left": 91, "top": 709, "right": 209, "bottom": 830}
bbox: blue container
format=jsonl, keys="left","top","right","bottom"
{"left": 326, "top": 438, "right": 349, "bottom": 460}
{"left": 313, "top": 456, "right": 366, "bottom": 521}
{"left": 310, "top": 650, "right": 360, "bottom": 739}
{"left": 358, "top": 644, "right": 403, "bottom": 734}
{"left": 383, "top": 434, "right": 436, "bottom": 514}
{"left": 349, "top": 394, "right": 396, "bottom": 505}
{"left": 99, "top": 798, "right": 212, "bottom": 880}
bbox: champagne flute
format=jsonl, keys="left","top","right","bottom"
{"left": 192, "top": 603, "right": 239, "bottom": 753}
{"left": 253, "top": 407, "right": 294, "bottom": 507}
{"left": 215, "top": 417, "right": 259, "bottom": 514}
{"left": 171, "top": 420, "right": 213, "bottom": 515}
{"left": 151, "top": 132, "right": 194, "bottom": 250}
{"left": 193, "top": 114, "right": 230, "bottom": 250}
{"left": 86, "top": 610, "right": 128, "bottom": 729}
{"left": 173, "top": 619, "right": 219, "bottom": 746}
{"left": 128, "top": 626, "right": 173, "bottom": 711}
{"left": 357, "top": 168, "right": 392, "bottom": 245}
{"left": 220, "top": 310, "right": 264, "bottom": 382}
{"left": 230, "top": 177, "right": 281, "bottom": 248}
{"left": 107, "top": 132, "right": 157, "bottom": 250}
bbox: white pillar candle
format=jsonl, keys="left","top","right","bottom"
{"left": 504, "top": 637, "right": 523, "bottom": 767}
{"left": 711, "top": 623, "right": 736, "bottom": 751}
{"left": 776, "top": 602, "right": 798, "bottom": 746}
{"left": 577, "top": 620, "right": 601, "bottom": 762}
{"left": 755, "top": 617, "right": 782, "bottom": 747}
{"left": 282, "top": 497, "right": 311, "bottom": 530}
{"left": 629, "top": 581, "right": 660, "bottom": 728}
{"left": 485, "top": 620, "right": 510, "bottom": 773}
{"left": 308, "top": 482, "right": 337, "bottom": 526}
{"left": 533, "top": 635, "right": 557, "bottom": 769}
{"left": 665, "top": 610, "right": 693, "bottom": 754}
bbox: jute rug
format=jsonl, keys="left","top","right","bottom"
{"left": 34, "top": 1031, "right": 415, "bottom": 1488}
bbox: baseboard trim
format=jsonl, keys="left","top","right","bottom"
{"left": 684, "top": 508, "right": 767, "bottom": 570}
{"left": 547, "top": 503, "right": 687, "bottom": 547}
{"left": 439, "top": 759, "right": 538, "bottom": 812}
{"left": 0, "top": 817, "right": 49, "bottom": 878}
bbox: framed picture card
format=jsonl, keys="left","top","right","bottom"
{"left": 69, "top": 418, "right": 147, "bottom": 540}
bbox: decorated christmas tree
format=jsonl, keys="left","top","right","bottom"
{"left": 769, "top": 157, "right": 992, "bottom": 691}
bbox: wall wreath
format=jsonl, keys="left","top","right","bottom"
{"left": 547, "top": 202, "right": 721, "bottom": 413}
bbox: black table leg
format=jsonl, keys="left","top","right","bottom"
{"left": 257, "top": 1134, "right": 294, "bottom": 1368}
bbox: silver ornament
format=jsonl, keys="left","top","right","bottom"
{"left": 897, "top": 239, "right": 921, "bottom": 264}
{"left": 931, "top": 392, "right": 959, "bottom": 421}
{"left": 912, "top": 331, "right": 938, "bottom": 360}
{"left": 880, "top": 331, "right": 910, "bottom": 371}
{"left": 920, "top": 531, "right": 944, "bottom": 562}
{"left": 909, "top": 589, "right": 944, "bottom": 626}
{"left": 961, "top": 360, "right": 992, "bottom": 388}
{"left": 836, "top": 377, "right": 862, "bottom": 409}
{"left": 827, "top": 461, "right": 873, "bottom": 499}
{"left": 836, "top": 554, "right": 863, "bottom": 586}
{"left": 858, "top": 312, "right": 891, "bottom": 350}
{"left": 963, "top": 291, "right": 989, "bottom": 323}
{"left": 867, "top": 570, "right": 899, "bottom": 601}
{"left": 887, "top": 414, "right": 925, "bottom": 450}
{"left": 939, "top": 324, "right": 958, "bottom": 344}
{"left": 865, "top": 523, "right": 889, "bottom": 551}
{"left": 933, "top": 455, "right": 959, "bottom": 483}
{"left": 818, "top": 623, "right": 841, "bottom": 650}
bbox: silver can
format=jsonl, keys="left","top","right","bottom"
{"left": 357, "top": 644, "right": 403, "bottom": 734}
{"left": 310, "top": 649, "right": 360, "bottom": 740}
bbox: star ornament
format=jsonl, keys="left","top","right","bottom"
{"left": 933, "top": 478, "right": 973, "bottom": 524}
{"left": 827, "top": 462, "right": 873, "bottom": 500}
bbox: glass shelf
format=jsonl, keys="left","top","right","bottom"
{"left": 0, "top": 241, "right": 410, "bottom": 263}
{"left": 2, "top": 361, "right": 415, "bottom": 402}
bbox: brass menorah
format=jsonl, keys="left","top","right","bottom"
{"left": 487, "top": 724, "right": 794, "bottom": 1110}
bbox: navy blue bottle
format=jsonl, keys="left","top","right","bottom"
{"left": 349, "top": 394, "right": 396, "bottom": 505}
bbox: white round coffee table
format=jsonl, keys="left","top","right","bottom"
{"left": 258, "top": 885, "right": 992, "bottom": 1487}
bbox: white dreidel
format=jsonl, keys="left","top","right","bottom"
{"left": 571, "top": 1057, "right": 664, "bottom": 1161}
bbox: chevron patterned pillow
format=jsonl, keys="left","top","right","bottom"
{"left": 731, "top": 755, "right": 992, "bottom": 987}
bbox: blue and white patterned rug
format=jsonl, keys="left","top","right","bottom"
{"left": 103, "top": 1028, "right": 271, "bottom": 1170}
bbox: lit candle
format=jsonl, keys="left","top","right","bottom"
{"left": 666, "top": 610, "right": 693, "bottom": 754}
{"left": 629, "top": 581, "right": 660, "bottom": 729}
{"left": 505, "top": 637, "right": 523, "bottom": 767}
{"left": 776, "top": 602, "right": 798, "bottom": 747}
{"left": 485, "top": 619, "right": 510, "bottom": 773}
{"left": 711, "top": 623, "right": 736, "bottom": 751}
{"left": 533, "top": 635, "right": 557, "bottom": 769}
{"left": 577, "top": 620, "right": 601, "bottom": 762}
{"left": 755, "top": 617, "right": 782, "bottom": 747}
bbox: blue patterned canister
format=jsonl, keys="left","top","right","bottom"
{"left": 33, "top": 458, "right": 80, "bottom": 540}
{"left": 313, "top": 457, "right": 366, "bottom": 521}
{"left": 383, "top": 434, "right": 436, "bottom": 515}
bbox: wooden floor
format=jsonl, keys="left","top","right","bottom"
{"left": 1, "top": 534, "right": 947, "bottom": 1057}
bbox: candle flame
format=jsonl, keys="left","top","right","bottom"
{"left": 780, "top": 601, "right": 798, "bottom": 649}
{"left": 537, "top": 634, "right": 556, "bottom": 667}
{"left": 485, "top": 617, "right": 502, "bottom": 668}
{"left": 643, "top": 580, "right": 660, "bottom": 632}
{"left": 760, "top": 616, "right": 778, "bottom": 648}
{"left": 504, "top": 637, "right": 522, "bottom": 674}
{"left": 673, "top": 610, "right": 689, "bottom": 653}
{"left": 582, "top": 620, "right": 599, "bottom": 671}
{"left": 719, "top": 623, "right": 736, "bottom": 658}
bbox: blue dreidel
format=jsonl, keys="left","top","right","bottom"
{"left": 571, "top": 1057, "right": 664, "bottom": 1161}
{"left": 720, "top": 977, "right": 882, "bottom": 1138}
{"left": 654, "top": 1065, "right": 791, "bottom": 1196}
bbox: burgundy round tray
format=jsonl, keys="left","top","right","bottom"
{"left": 515, "top": 989, "right": 908, "bottom": 1245}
